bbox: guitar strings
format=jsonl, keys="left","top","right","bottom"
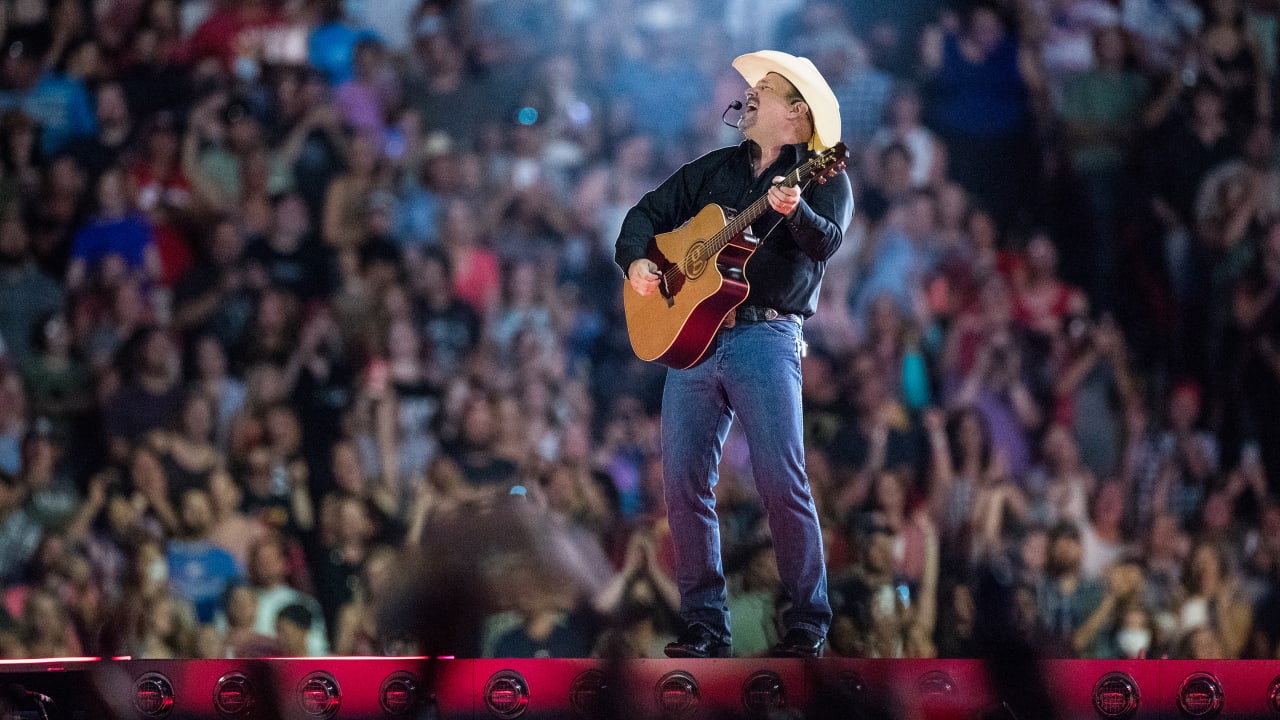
{"left": 658, "top": 154, "right": 830, "bottom": 285}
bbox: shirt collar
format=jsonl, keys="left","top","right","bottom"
{"left": 738, "top": 140, "right": 811, "bottom": 168}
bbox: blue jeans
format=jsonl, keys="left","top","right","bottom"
{"left": 660, "top": 317, "right": 831, "bottom": 644}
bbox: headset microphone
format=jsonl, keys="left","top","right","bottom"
{"left": 721, "top": 100, "right": 743, "bottom": 128}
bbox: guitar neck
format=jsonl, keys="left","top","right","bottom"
{"left": 711, "top": 163, "right": 810, "bottom": 255}
{"left": 682, "top": 144, "right": 844, "bottom": 269}
{"left": 721, "top": 194, "right": 772, "bottom": 242}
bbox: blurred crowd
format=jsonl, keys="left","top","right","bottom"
{"left": 0, "top": 0, "right": 1278, "bottom": 662}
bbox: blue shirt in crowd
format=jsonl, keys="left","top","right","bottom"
{"left": 166, "top": 539, "right": 241, "bottom": 624}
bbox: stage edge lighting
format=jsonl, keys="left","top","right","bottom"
{"left": 133, "top": 671, "right": 175, "bottom": 719}
{"left": 656, "top": 670, "right": 699, "bottom": 718}
{"left": 741, "top": 670, "right": 785, "bottom": 716}
{"left": 569, "top": 669, "right": 608, "bottom": 718}
{"left": 297, "top": 672, "right": 341, "bottom": 719}
{"left": 379, "top": 672, "right": 418, "bottom": 716}
{"left": 483, "top": 670, "right": 529, "bottom": 720}
{"left": 213, "top": 671, "right": 254, "bottom": 718}
{"left": 1177, "top": 672, "right": 1223, "bottom": 719}
{"left": 919, "top": 669, "right": 955, "bottom": 696}
{"left": 1269, "top": 676, "right": 1280, "bottom": 716}
{"left": 1093, "top": 671, "right": 1140, "bottom": 720}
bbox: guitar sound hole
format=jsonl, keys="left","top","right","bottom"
{"left": 685, "top": 241, "right": 709, "bottom": 279}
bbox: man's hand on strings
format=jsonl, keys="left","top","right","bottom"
{"left": 628, "top": 258, "right": 661, "bottom": 297}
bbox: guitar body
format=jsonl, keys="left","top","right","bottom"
{"left": 621, "top": 142, "right": 847, "bottom": 370}
{"left": 623, "top": 203, "right": 757, "bottom": 369}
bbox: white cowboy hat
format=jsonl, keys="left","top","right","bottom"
{"left": 732, "top": 50, "right": 841, "bottom": 152}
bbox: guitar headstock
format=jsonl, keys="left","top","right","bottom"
{"left": 813, "top": 142, "right": 848, "bottom": 184}
{"left": 782, "top": 142, "right": 849, "bottom": 188}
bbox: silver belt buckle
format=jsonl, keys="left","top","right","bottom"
{"left": 762, "top": 308, "right": 778, "bottom": 321}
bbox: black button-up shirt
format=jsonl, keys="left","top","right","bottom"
{"left": 614, "top": 141, "right": 853, "bottom": 318}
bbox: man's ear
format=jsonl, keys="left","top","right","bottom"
{"left": 789, "top": 100, "right": 809, "bottom": 117}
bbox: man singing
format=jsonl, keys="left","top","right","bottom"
{"left": 615, "top": 50, "right": 852, "bottom": 658}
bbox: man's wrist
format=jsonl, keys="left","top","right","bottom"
{"left": 626, "top": 258, "right": 651, "bottom": 278}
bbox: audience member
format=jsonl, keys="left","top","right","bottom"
{"left": 165, "top": 488, "right": 241, "bottom": 624}
{"left": 248, "top": 534, "right": 327, "bottom": 656}
{"left": 919, "top": 1, "right": 1046, "bottom": 231}
{"left": 0, "top": 220, "right": 64, "bottom": 366}
{"left": 1036, "top": 521, "right": 1104, "bottom": 653}
{"left": 1197, "top": 0, "right": 1271, "bottom": 127}
{"left": 103, "top": 327, "right": 183, "bottom": 464}
{"left": 332, "top": 544, "right": 397, "bottom": 655}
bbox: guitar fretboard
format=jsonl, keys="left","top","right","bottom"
{"left": 663, "top": 146, "right": 844, "bottom": 284}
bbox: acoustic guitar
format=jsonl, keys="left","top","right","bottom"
{"left": 623, "top": 143, "right": 847, "bottom": 369}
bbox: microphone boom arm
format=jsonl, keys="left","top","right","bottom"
{"left": 721, "top": 100, "right": 743, "bottom": 129}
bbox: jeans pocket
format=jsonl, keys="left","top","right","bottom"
{"left": 759, "top": 318, "right": 800, "bottom": 340}
{"left": 757, "top": 319, "right": 806, "bottom": 365}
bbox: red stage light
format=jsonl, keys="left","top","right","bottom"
{"left": 483, "top": 670, "right": 529, "bottom": 719}
{"left": 133, "top": 672, "right": 175, "bottom": 718}
{"left": 213, "top": 672, "right": 254, "bottom": 718}
{"left": 1177, "top": 672, "right": 1223, "bottom": 718}
{"left": 569, "top": 669, "right": 608, "bottom": 718}
{"left": 919, "top": 669, "right": 955, "bottom": 696}
{"left": 741, "top": 670, "right": 785, "bottom": 716}
{"left": 656, "top": 670, "right": 699, "bottom": 718}
{"left": 379, "top": 672, "right": 418, "bottom": 716}
{"left": 297, "top": 672, "right": 341, "bottom": 719}
{"left": 1093, "top": 671, "right": 1140, "bottom": 719}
